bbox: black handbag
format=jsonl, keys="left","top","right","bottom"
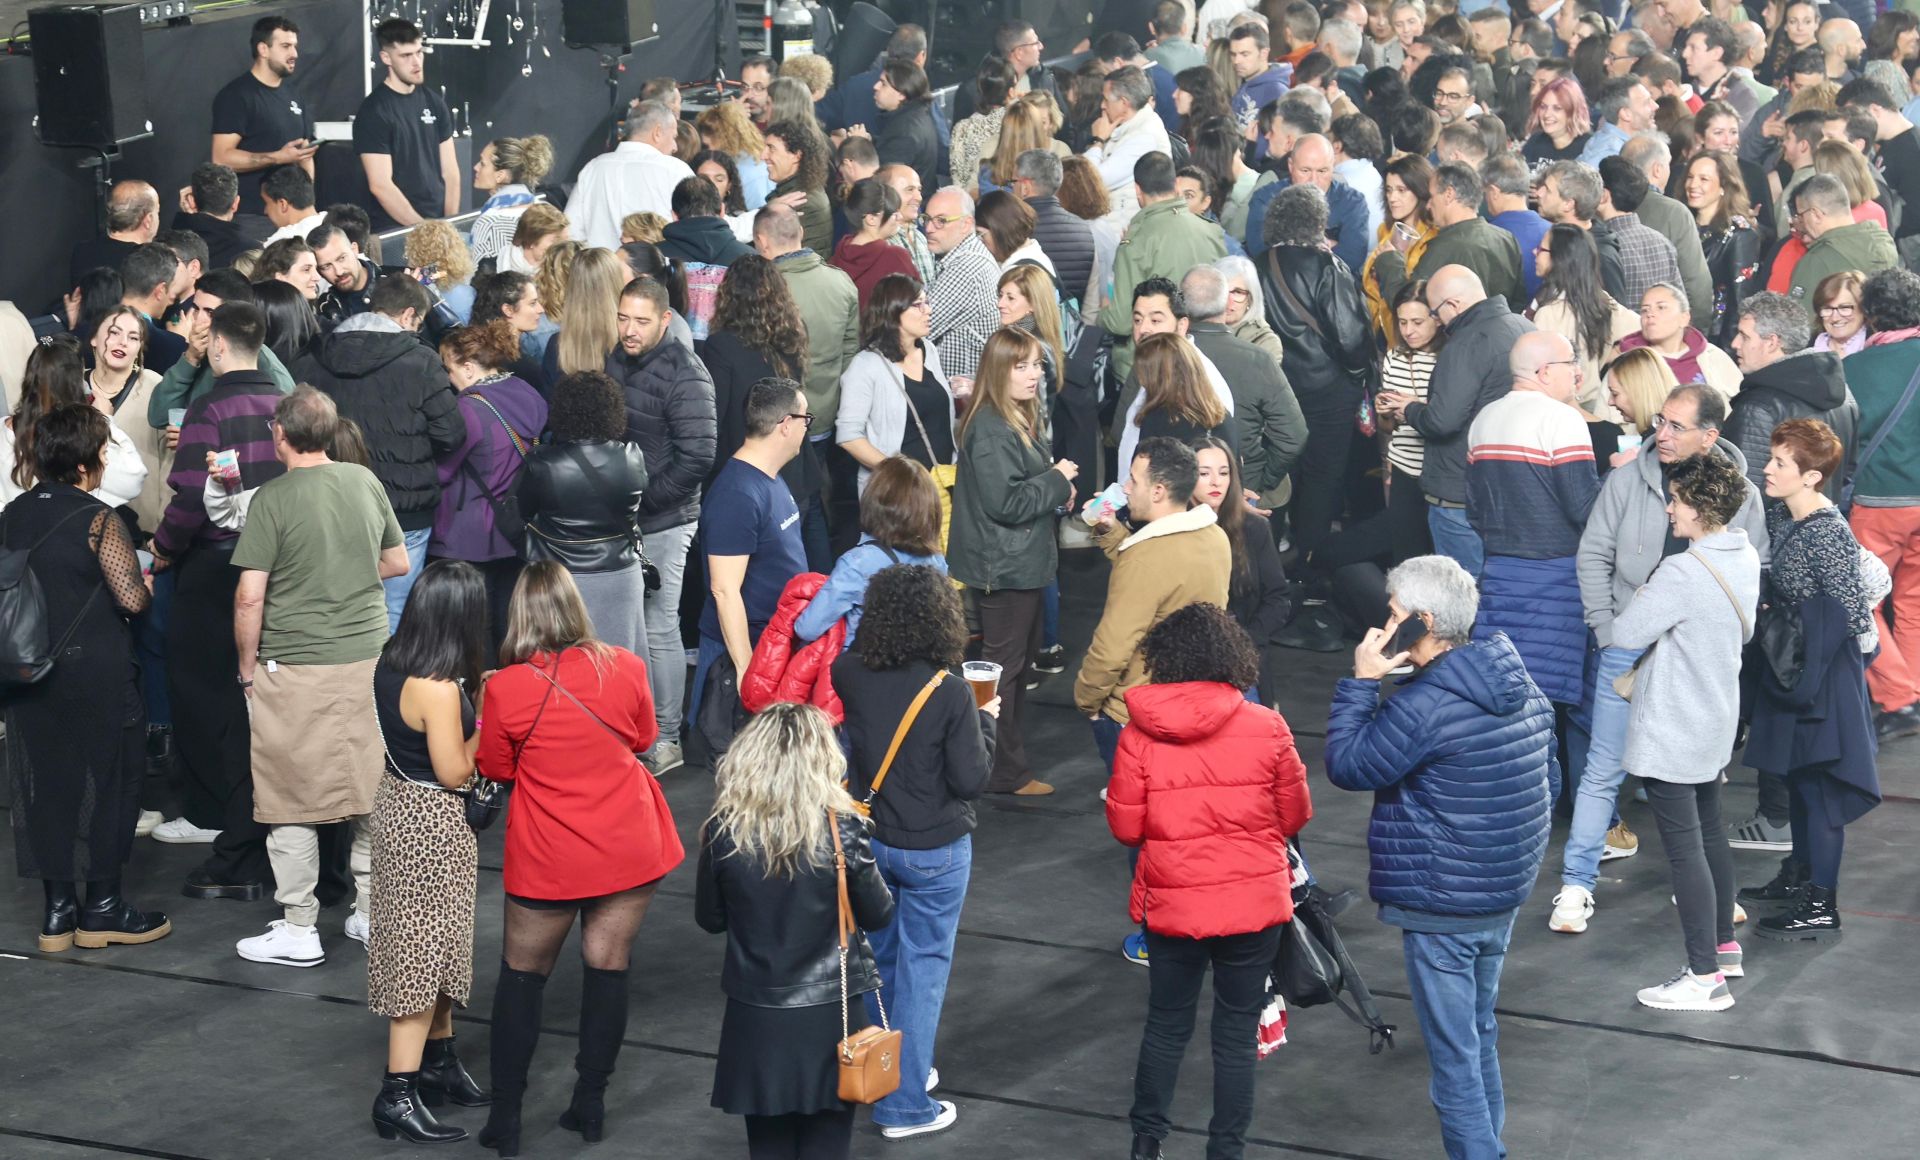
{"left": 1274, "top": 908, "right": 1345, "bottom": 1007}
{"left": 1756, "top": 601, "right": 1805, "bottom": 691}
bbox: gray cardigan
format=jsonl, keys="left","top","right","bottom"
{"left": 834, "top": 345, "right": 956, "bottom": 492}
{"left": 1609, "top": 529, "right": 1760, "bottom": 783}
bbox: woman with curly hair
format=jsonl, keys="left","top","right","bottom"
{"left": 529, "top": 238, "right": 580, "bottom": 363}
{"left": 1683, "top": 150, "right": 1760, "bottom": 350}
{"left": 1363, "top": 154, "right": 1434, "bottom": 338}
{"left": 696, "top": 100, "right": 771, "bottom": 209}
{"left": 688, "top": 150, "right": 755, "bottom": 243}
{"left": 704, "top": 255, "right": 809, "bottom": 472}
{"left": 829, "top": 563, "right": 994, "bottom": 1139}
{"left": 1522, "top": 75, "right": 1592, "bottom": 166}
{"left": 405, "top": 220, "right": 478, "bottom": 320}
{"left": 1108, "top": 601, "right": 1310, "bottom": 1160}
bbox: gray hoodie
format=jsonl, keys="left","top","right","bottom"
{"left": 1576, "top": 437, "right": 1770, "bottom": 646}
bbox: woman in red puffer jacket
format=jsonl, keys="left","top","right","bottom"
{"left": 1106, "top": 602, "right": 1311, "bottom": 1160}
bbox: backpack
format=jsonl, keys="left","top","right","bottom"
{"left": 0, "top": 503, "right": 106, "bottom": 688}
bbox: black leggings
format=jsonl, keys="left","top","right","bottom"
{"left": 1645, "top": 779, "right": 1736, "bottom": 976}
{"left": 1787, "top": 770, "right": 1846, "bottom": 889}
{"left": 744, "top": 1108, "right": 855, "bottom": 1160}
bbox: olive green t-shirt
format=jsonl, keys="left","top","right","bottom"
{"left": 233, "top": 461, "right": 403, "bottom": 665}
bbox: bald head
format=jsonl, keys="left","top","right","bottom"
{"left": 106, "top": 180, "right": 161, "bottom": 241}
{"left": 1819, "top": 18, "right": 1862, "bottom": 63}
{"left": 1288, "top": 134, "right": 1335, "bottom": 192}
{"left": 752, "top": 203, "right": 804, "bottom": 258}
{"left": 1510, "top": 331, "right": 1581, "bottom": 403}
{"left": 1425, "top": 265, "right": 1486, "bottom": 326}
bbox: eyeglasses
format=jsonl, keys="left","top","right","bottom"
{"left": 1434, "top": 88, "right": 1471, "bottom": 103}
{"left": 1819, "top": 303, "right": 1857, "bottom": 317}
{"left": 1010, "top": 38, "right": 1042, "bottom": 50}
{"left": 785, "top": 412, "right": 815, "bottom": 430}
{"left": 1227, "top": 287, "right": 1252, "bottom": 300}
{"left": 1651, "top": 414, "right": 1699, "bottom": 435}
{"left": 1538, "top": 358, "right": 1580, "bottom": 372}
{"left": 918, "top": 213, "right": 965, "bottom": 229}
{"left": 1432, "top": 296, "right": 1462, "bottom": 316}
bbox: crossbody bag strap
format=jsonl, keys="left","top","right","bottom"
{"left": 467, "top": 390, "right": 529, "bottom": 459}
{"left": 864, "top": 670, "right": 947, "bottom": 809}
{"left": 833, "top": 811, "right": 853, "bottom": 1043}
{"left": 561, "top": 444, "right": 642, "bottom": 545}
{"left": 1686, "top": 549, "right": 1751, "bottom": 638}
{"left": 1852, "top": 356, "right": 1920, "bottom": 480}
{"left": 894, "top": 354, "right": 950, "bottom": 468}
{"left": 528, "top": 657, "right": 643, "bottom": 759}
{"left": 1266, "top": 248, "right": 1328, "bottom": 341}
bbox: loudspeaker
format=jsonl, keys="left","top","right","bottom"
{"left": 560, "top": 0, "right": 658, "bottom": 47}
{"left": 29, "top": 4, "right": 150, "bottom": 149}
{"left": 831, "top": 2, "right": 895, "bottom": 76}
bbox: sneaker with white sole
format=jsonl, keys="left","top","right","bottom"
{"left": 236, "top": 919, "right": 324, "bottom": 967}
{"left": 879, "top": 1100, "right": 957, "bottom": 1140}
{"left": 1727, "top": 811, "right": 1793, "bottom": 852}
{"left": 644, "top": 739, "right": 685, "bottom": 775}
{"left": 1548, "top": 885, "right": 1595, "bottom": 933}
{"left": 134, "top": 810, "right": 164, "bottom": 838}
{"left": 151, "top": 817, "right": 221, "bottom": 844}
{"left": 1717, "top": 941, "right": 1743, "bottom": 977}
{"left": 344, "top": 910, "right": 370, "bottom": 945}
{"left": 1636, "top": 968, "right": 1733, "bottom": 1012}
{"left": 1600, "top": 822, "right": 1639, "bottom": 861}
{"left": 925, "top": 1068, "right": 939, "bottom": 1093}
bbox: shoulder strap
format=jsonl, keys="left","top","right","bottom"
{"left": 1265, "top": 248, "right": 1327, "bottom": 341}
{"left": 562, "top": 444, "right": 641, "bottom": 542}
{"left": 1853, "top": 356, "right": 1920, "bottom": 480}
{"left": 528, "top": 655, "right": 644, "bottom": 759}
{"left": 1686, "top": 549, "right": 1751, "bottom": 638}
{"left": 894, "top": 356, "right": 950, "bottom": 468}
{"left": 467, "top": 390, "right": 529, "bottom": 459}
{"left": 864, "top": 670, "right": 948, "bottom": 808}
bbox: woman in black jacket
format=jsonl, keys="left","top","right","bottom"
{"left": 1256, "top": 183, "right": 1372, "bottom": 574}
{"left": 830, "top": 565, "right": 997, "bottom": 1140}
{"left": 1683, "top": 151, "right": 1761, "bottom": 352}
{"left": 865, "top": 60, "right": 940, "bottom": 198}
{"left": 517, "top": 371, "right": 648, "bottom": 654}
{"left": 696, "top": 703, "right": 896, "bottom": 1160}
{"left": 1192, "top": 436, "right": 1289, "bottom": 704}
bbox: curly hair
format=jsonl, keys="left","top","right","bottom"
{"left": 1666, "top": 450, "right": 1748, "bottom": 530}
{"left": 695, "top": 99, "right": 766, "bottom": 160}
{"left": 711, "top": 255, "right": 809, "bottom": 383}
{"left": 1056, "top": 156, "right": 1111, "bottom": 220}
{"left": 1860, "top": 267, "right": 1920, "bottom": 332}
{"left": 1140, "top": 602, "right": 1260, "bottom": 688}
{"left": 404, "top": 219, "right": 475, "bottom": 291}
{"left": 535, "top": 239, "right": 582, "bottom": 322}
{"left": 438, "top": 320, "right": 521, "bottom": 371}
{"left": 688, "top": 149, "right": 746, "bottom": 216}
{"left": 765, "top": 119, "right": 829, "bottom": 192}
{"left": 1264, "top": 182, "right": 1329, "bottom": 247}
{"left": 852, "top": 564, "right": 967, "bottom": 671}
{"left": 547, "top": 371, "right": 627, "bottom": 443}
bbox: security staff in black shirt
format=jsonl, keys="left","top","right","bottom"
{"left": 210, "top": 17, "right": 316, "bottom": 217}
{"left": 354, "top": 18, "right": 458, "bottom": 230}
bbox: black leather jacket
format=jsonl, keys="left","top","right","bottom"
{"left": 1256, "top": 244, "right": 1373, "bottom": 400}
{"left": 518, "top": 438, "right": 649, "bottom": 573}
{"left": 695, "top": 811, "right": 895, "bottom": 1008}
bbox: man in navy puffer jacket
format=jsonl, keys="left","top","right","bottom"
{"left": 1325, "top": 555, "right": 1554, "bottom": 1160}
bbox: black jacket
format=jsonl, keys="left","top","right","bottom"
{"left": 519, "top": 438, "right": 649, "bottom": 573}
{"left": 1027, "top": 196, "right": 1096, "bottom": 303}
{"left": 1723, "top": 350, "right": 1859, "bottom": 504}
{"left": 1700, "top": 221, "right": 1761, "bottom": 349}
{"left": 293, "top": 320, "right": 463, "bottom": 528}
{"left": 695, "top": 811, "right": 895, "bottom": 1008}
{"left": 605, "top": 336, "right": 717, "bottom": 534}
{"left": 1256, "top": 244, "right": 1372, "bottom": 400}
{"left": 658, "top": 216, "right": 752, "bottom": 268}
{"left": 872, "top": 101, "right": 940, "bottom": 198}
{"left": 170, "top": 210, "right": 271, "bottom": 270}
{"left": 833, "top": 657, "right": 996, "bottom": 850}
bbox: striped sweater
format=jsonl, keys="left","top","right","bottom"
{"left": 1466, "top": 389, "right": 1600, "bottom": 559}
{"left": 153, "top": 370, "right": 287, "bottom": 558}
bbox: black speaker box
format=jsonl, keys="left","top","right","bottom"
{"left": 561, "top": 0, "right": 659, "bottom": 47}
{"left": 831, "top": 2, "right": 896, "bottom": 76}
{"left": 29, "top": 4, "right": 150, "bottom": 149}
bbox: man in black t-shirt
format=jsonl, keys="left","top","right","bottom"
{"left": 210, "top": 17, "right": 315, "bottom": 217}
{"left": 354, "top": 18, "right": 457, "bottom": 231}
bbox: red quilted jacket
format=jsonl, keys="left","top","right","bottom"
{"left": 741, "top": 573, "right": 847, "bottom": 723}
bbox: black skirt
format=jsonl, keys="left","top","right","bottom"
{"left": 711, "top": 998, "right": 871, "bottom": 1117}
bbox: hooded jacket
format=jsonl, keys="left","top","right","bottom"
{"left": 740, "top": 572, "right": 846, "bottom": 723}
{"left": 1325, "top": 633, "right": 1555, "bottom": 927}
{"left": 605, "top": 334, "right": 717, "bottom": 534}
{"left": 1106, "top": 682, "right": 1313, "bottom": 939}
{"left": 1722, "top": 350, "right": 1858, "bottom": 503}
{"left": 658, "top": 215, "right": 752, "bottom": 268}
{"left": 829, "top": 235, "right": 920, "bottom": 313}
{"left": 292, "top": 314, "right": 463, "bottom": 528}
{"left": 1617, "top": 327, "right": 1742, "bottom": 401}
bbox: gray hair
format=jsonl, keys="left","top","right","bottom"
{"left": 1213, "top": 255, "right": 1267, "bottom": 322}
{"left": 1619, "top": 131, "right": 1671, "bottom": 174}
{"left": 1318, "top": 18, "right": 1362, "bottom": 62}
{"left": 1385, "top": 556, "right": 1478, "bottom": 645}
{"left": 1105, "top": 66, "right": 1154, "bottom": 115}
{"left": 1481, "top": 153, "right": 1532, "bottom": 198}
{"left": 1015, "top": 149, "right": 1063, "bottom": 195}
{"left": 1278, "top": 88, "right": 1331, "bottom": 132}
{"left": 1618, "top": 27, "right": 1656, "bottom": 62}
{"left": 1541, "top": 160, "right": 1602, "bottom": 220}
{"left": 930, "top": 184, "right": 975, "bottom": 218}
{"left": 627, "top": 99, "right": 677, "bottom": 141}
{"left": 1740, "top": 290, "right": 1812, "bottom": 355}
{"left": 1265, "top": 183, "right": 1330, "bottom": 247}
{"left": 1431, "top": 161, "right": 1485, "bottom": 211}
{"left": 1180, "top": 265, "right": 1231, "bottom": 320}
{"left": 1797, "top": 173, "right": 1852, "bottom": 218}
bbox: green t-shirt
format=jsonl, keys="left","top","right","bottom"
{"left": 233, "top": 462, "right": 403, "bottom": 665}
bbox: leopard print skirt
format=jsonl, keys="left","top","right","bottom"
{"left": 367, "top": 775, "right": 477, "bottom": 1018}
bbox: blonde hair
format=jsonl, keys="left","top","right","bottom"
{"left": 557, "top": 248, "right": 628, "bottom": 376}
{"left": 781, "top": 53, "right": 834, "bottom": 100}
{"left": 696, "top": 100, "right": 767, "bottom": 159}
{"left": 709, "top": 703, "right": 856, "bottom": 878}
{"left": 1604, "top": 346, "right": 1678, "bottom": 434}
{"left": 1134, "top": 333, "right": 1226, "bottom": 430}
{"left": 997, "top": 265, "right": 1064, "bottom": 383}
{"left": 1021, "top": 90, "right": 1064, "bottom": 136}
{"left": 620, "top": 212, "right": 668, "bottom": 244}
{"left": 487, "top": 133, "right": 555, "bottom": 186}
{"left": 511, "top": 202, "right": 570, "bottom": 251}
{"left": 1786, "top": 80, "right": 1838, "bottom": 116}
{"left": 991, "top": 101, "right": 1054, "bottom": 187}
{"left": 959, "top": 327, "right": 1046, "bottom": 446}
{"left": 231, "top": 248, "right": 262, "bottom": 279}
{"left": 1813, "top": 139, "right": 1880, "bottom": 207}
{"left": 535, "top": 239, "right": 583, "bottom": 323}
{"left": 404, "top": 220, "right": 475, "bottom": 291}
{"left": 500, "top": 561, "right": 617, "bottom": 671}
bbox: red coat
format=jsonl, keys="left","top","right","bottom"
{"left": 476, "top": 646, "right": 684, "bottom": 900}
{"left": 1106, "top": 682, "right": 1313, "bottom": 939}
{"left": 740, "top": 572, "right": 847, "bottom": 722}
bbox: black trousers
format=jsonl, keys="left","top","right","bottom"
{"left": 743, "top": 1108, "right": 855, "bottom": 1160}
{"left": 1385, "top": 465, "right": 1433, "bottom": 564}
{"left": 977, "top": 587, "right": 1045, "bottom": 792}
{"left": 1289, "top": 392, "right": 1360, "bottom": 572}
{"left": 1131, "top": 925, "right": 1281, "bottom": 1160}
{"left": 1645, "top": 779, "right": 1736, "bottom": 976}
{"left": 428, "top": 554, "right": 522, "bottom": 657}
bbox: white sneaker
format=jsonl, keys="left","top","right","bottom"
{"left": 151, "top": 817, "right": 221, "bottom": 844}
{"left": 1548, "top": 886, "right": 1595, "bottom": 933}
{"left": 344, "top": 910, "right": 370, "bottom": 946}
{"left": 1636, "top": 968, "right": 1734, "bottom": 1012}
{"left": 879, "top": 1100, "right": 957, "bottom": 1140}
{"left": 134, "top": 810, "right": 164, "bottom": 838}
{"left": 926, "top": 1067, "right": 939, "bottom": 1093}
{"left": 236, "top": 920, "right": 324, "bottom": 968}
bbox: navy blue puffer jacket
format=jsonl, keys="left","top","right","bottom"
{"left": 1325, "top": 633, "right": 1554, "bottom": 919}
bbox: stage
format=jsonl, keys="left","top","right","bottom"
{"left": 4, "top": 548, "right": 1918, "bottom": 1159}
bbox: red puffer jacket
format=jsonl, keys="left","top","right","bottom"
{"left": 741, "top": 573, "right": 847, "bottom": 723}
{"left": 1106, "top": 681, "right": 1312, "bottom": 938}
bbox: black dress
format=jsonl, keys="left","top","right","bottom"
{"left": 4, "top": 484, "right": 151, "bottom": 881}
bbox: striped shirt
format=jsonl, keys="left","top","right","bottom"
{"left": 1384, "top": 348, "right": 1438, "bottom": 478}
{"left": 1465, "top": 389, "right": 1601, "bottom": 559}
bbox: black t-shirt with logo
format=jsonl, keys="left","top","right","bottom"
{"left": 352, "top": 84, "right": 454, "bottom": 230}
{"left": 211, "top": 73, "right": 313, "bottom": 215}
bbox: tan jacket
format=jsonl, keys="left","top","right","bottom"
{"left": 1073, "top": 504, "right": 1232, "bottom": 723}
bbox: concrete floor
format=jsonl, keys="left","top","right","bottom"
{"left": 5, "top": 549, "right": 1920, "bottom": 1159}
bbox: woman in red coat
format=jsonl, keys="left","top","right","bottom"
{"left": 1106, "top": 602, "right": 1312, "bottom": 1160}
{"left": 473, "top": 562, "right": 684, "bottom": 1157}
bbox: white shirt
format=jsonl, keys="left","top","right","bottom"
{"left": 1195, "top": 0, "right": 1252, "bottom": 46}
{"left": 570, "top": 141, "right": 695, "bottom": 250}
{"left": 1336, "top": 159, "right": 1385, "bottom": 243}
{"left": 0, "top": 417, "right": 147, "bottom": 509}
{"left": 1116, "top": 337, "right": 1236, "bottom": 471}
{"left": 1000, "top": 238, "right": 1056, "bottom": 277}
{"left": 266, "top": 210, "right": 328, "bottom": 245}
{"left": 1086, "top": 105, "right": 1172, "bottom": 225}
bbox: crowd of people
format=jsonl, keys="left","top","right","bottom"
{"left": 4, "top": 0, "right": 1919, "bottom": 1156}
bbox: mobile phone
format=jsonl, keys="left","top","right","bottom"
{"left": 414, "top": 263, "right": 439, "bottom": 286}
{"left": 1384, "top": 616, "right": 1428, "bottom": 657}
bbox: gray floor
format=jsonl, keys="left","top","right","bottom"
{"left": 5, "top": 549, "right": 1920, "bottom": 1159}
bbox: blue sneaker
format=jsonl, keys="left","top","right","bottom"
{"left": 1121, "top": 932, "right": 1149, "bottom": 966}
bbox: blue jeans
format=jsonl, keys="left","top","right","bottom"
{"left": 1426, "top": 506, "right": 1484, "bottom": 579}
{"left": 1561, "top": 645, "right": 1644, "bottom": 890}
{"left": 1041, "top": 580, "right": 1060, "bottom": 649}
{"left": 1402, "top": 916, "right": 1515, "bottom": 1160}
{"left": 863, "top": 834, "right": 973, "bottom": 1128}
{"left": 382, "top": 527, "right": 432, "bottom": 634}
{"left": 1091, "top": 714, "right": 1124, "bottom": 774}
{"left": 684, "top": 633, "right": 729, "bottom": 734}
{"left": 134, "top": 567, "right": 175, "bottom": 728}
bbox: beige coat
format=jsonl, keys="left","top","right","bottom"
{"left": 105, "top": 369, "right": 173, "bottom": 533}
{"left": 1532, "top": 295, "right": 1641, "bottom": 418}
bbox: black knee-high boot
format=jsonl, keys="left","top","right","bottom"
{"left": 480, "top": 964, "right": 547, "bottom": 1158}
{"left": 559, "top": 966, "right": 629, "bottom": 1142}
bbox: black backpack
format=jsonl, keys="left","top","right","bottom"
{"left": 0, "top": 502, "right": 105, "bottom": 688}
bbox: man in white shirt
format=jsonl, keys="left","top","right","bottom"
{"left": 261, "top": 166, "right": 327, "bottom": 244}
{"left": 571, "top": 100, "right": 694, "bottom": 249}
{"left": 1085, "top": 67, "right": 1172, "bottom": 222}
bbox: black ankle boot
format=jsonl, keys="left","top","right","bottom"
{"left": 559, "top": 966, "right": 629, "bottom": 1142}
{"left": 1755, "top": 884, "right": 1842, "bottom": 942}
{"left": 39, "top": 881, "right": 79, "bottom": 952}
{"left": 75, "top": 879, "right": 171, "bottom": 949}
{"left": 371, "top": 1071, "right": 466, "bottom": 1143}
{"left": 479, "top": 964, "right": 547, "bottom": 1158}
{"left": 1130, "top": 1133, "right": 1165, "bottom": 1159}
{"left": 418, "top": 1034, "right": 490, "bottom": 1107}
{"left": 1737, "top": 857, "right": 1808, "bottom": 909}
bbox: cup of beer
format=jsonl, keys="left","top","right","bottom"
{"left": 962, "top": 661, "right": 1002, "bottom": 708}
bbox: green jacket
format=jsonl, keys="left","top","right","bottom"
{"left": 147, "top": 344, "right": 296, "bottom": 429}
{"left": 1844, "top": 338, "right": 1920, "bottom": 504}
{"left": 1791, "top": 222, "right": 1899, "bottom": 321}
{"left": 1097, "top": 197, "right": 1228, "bottom": 380}
{"left": 946, "top": 407, "right": 1071, "bottom": 593}
{"left": 1373, "top": 215, "right": 1524, "bottom": 312}
{"left": 774, "top": 249, "right": 859, "bottom": 425}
